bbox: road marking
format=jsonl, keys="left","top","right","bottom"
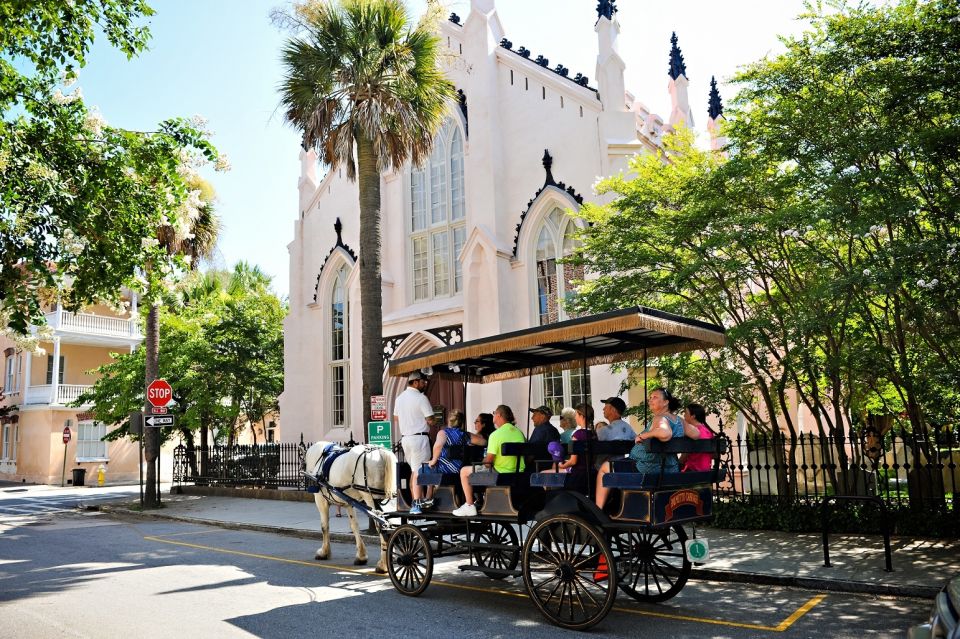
{"left": 144, "top": 534, "right": 825, "bottom": 632}
{"left": 775, "top": 594, "right": 827, "bottom": 631}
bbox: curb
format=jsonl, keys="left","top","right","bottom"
{"left": 691, "top": 567, "right": 938, "bottom": 599}
{"left": 95, "top": 504, "right": 382, "bottom": 546}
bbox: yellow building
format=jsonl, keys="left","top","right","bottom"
{"left": 1, "top": 300, "right": 145, "bottom": 485}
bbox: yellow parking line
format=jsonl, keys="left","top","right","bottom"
{"left": 775, "top": 594, "right": 827, "bottom": 631}
{"left": 144, "top": 534, "right": 825, "bottom": 632}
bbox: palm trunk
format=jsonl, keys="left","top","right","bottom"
{"left": 357, "top": 135, "right": 384, "bottom": 437}
{"left": 143, "top": 303, "right": 160, "bottom": 507}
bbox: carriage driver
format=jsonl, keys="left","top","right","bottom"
{"left": 394, "top": 369, "right": 436, "bottom": 516}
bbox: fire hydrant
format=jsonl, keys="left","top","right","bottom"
{"left": 97, "top": 464, "right": 106, "bottom": 487}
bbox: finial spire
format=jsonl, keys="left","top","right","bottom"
{"left": 596, "top": 0, "right": 617, "bottom": 20}
{"left": 541, "top": 149, "right": 556, "bottom": 186}
{"left": 668, "top": 32, "right": 687, "bottom": 80}
{"left": 708, "top": 76, "right": 723, "bottom": 120}
{"left": 334, "top": 217, "right": 343, "bottom": 245}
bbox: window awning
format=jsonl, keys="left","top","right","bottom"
{"left": 387, "top": 306, "right": 725, "bottom": 384}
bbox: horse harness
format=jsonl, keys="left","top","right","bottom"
{"left": 312, "top": 444, "right": 388, "bottom": 498}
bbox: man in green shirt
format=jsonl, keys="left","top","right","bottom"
{"left": 452, "top": 404, "right": 525, "bottom": 517}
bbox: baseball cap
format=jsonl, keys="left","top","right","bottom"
{"left": 602, "top": 397, "right": 627, "bottom": 414}
{"left": 529, "top": 405, "right": 553, "bottom": 417}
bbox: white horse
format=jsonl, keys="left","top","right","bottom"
{"left": 304, "top": 441, "right": 397, "bottom": 573}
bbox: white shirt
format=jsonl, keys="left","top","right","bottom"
{"left": 393, "top": 386, "right": 434, "bottom": 437}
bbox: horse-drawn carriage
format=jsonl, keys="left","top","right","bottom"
{"left": 376, "top": 306, "right": 728, "bottom": 630}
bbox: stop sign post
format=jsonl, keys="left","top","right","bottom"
{"left": 62, "top": 426, "right": 71, "bottom": 444}
{"left": 61, "top": 424, "right": 71, "bottom": 487}
{"left": 147, "top": 379, "right": 172, "bottom": 408}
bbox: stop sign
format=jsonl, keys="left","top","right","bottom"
{"left": 62, "top": 427, "right": 71, "bottom": 444}
{"left": 147, "top": 379, "right": 173, "bottom": 408}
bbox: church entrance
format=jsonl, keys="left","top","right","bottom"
{"left": 423, "top": 376, "right": 465, "bottom": 440}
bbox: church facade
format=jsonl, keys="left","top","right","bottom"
{"left": 281, "top": 0, "right": 724, "bottom": 444}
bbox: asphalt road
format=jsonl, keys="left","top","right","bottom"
{"left": 0, "top": 497, "right": 931, "bottom": 638}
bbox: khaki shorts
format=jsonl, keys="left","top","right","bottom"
{"left": 402, "top": 435, "right": 431, "bottom": 471}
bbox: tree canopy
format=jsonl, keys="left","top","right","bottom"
{"left": 1, "top": 0, "right": 226, "bottom": 339}
{"left": 74, "top": 263, "right": 285, "bottom": 446}
{"left": 572, "top": 0, "right": 960, "bottom": 444}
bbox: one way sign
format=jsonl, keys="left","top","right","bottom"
{"left": 145, "top": 415, "right": 175, "bottom": 428}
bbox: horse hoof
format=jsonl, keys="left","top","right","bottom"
{"left": 354, "top": 558, "right": 368, "bottom": 566}
{"left": 315, "top": 554, "right": 329, "bottom": 561}
{"left": 374, "top": 566, "right": 387, "bottom": 575}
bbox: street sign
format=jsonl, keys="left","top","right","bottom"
{"left": 368, "top": 421, "right": 392, "bottom": 449}
{"left": 145, "top": 414, "right": 175, "bottom": 428}
{"left": 685, "top": 538, "right": 710, "bottom": 563}
{"left": 146, "top": 379, "right": 172, "bottom": 408}
{"left": 370, "top": 395, "right": 387, "bottom": 422}
{"left": 62, "top": 426, "right": 72, "bottom": 444}
{"left": 151, "top": 406, "right": 168, "bottom": 414}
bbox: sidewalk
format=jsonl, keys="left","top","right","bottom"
{"left": 96, "top": 490, "right": 958, "bottom": 599}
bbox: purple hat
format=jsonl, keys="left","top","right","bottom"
{"left": 547, "top": 441, "right": 565, "bottom": 462}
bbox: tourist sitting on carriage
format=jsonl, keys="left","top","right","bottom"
{"left": 423, "top": 411, "right": 485, "bottom": 474}
{"left": 680, "top": 403, "right": 716, "bottom": 472}
{"left": 540, "top": 403, "right": 596, "bottom": 474}
{"left": 594, "top": 388, "right": 684, "bottom": 510}
{"left": 474, "top": 412, "right": 495, "bottom": 443}
{"left": 452, "top": 404, "right": 526, "bottom": 517}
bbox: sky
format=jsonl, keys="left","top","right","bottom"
{"left": 78, "top": 0, "right": 813, "bottom": 299}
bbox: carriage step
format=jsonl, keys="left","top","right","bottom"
{"left": 458, "top": 565, "right": 521, "bottom": 578}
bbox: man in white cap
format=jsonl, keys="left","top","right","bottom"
{"left": 393, "top": 370, "right": 435, "bottom": 515}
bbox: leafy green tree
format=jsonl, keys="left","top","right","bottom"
{"left": 277, "top": 0, "right": 454, "bottom": 427}
{"left": 573, "top": 0, "right": 960, "bottom": 496}
{"left": 1, "top": 0, "right": 224, "bottom": 338}
{"left": 75, "top": 264, "right": 286, "bottom": 472}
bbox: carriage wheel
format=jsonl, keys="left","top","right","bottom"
{"left": 387, "top": 525, "right": 433, "bottom": 596}
{"left": 472, "top": 522, "right": 520, "bottom": 579}
{"left": 521, "top": 514, "right": 617, "bottom": 631}
{"left": 609, "top": 525, "right": 691, "bottom": 603}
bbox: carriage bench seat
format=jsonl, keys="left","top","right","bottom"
{"left": 603, "top": 468, "right": 726, "bottom": 489}
{"left": 416, "top": 445, "right": 487, "bottom": 487}
{"left": 530, "top": 471, "right": 587, "bottom": 490}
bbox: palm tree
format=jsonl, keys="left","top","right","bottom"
{"left": 278, "top": 0, "right": 454, "bottom": 429}
{"left": 143, "top": 178, "right": 220, "bottom": 507}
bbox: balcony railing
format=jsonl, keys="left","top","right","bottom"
{"left": 24, "top": 384, "right": 93, "bottom": 406}
{"left": 45, "top": 309, "right": 141, "bottom": 338}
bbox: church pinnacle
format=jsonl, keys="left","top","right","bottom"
{"left": 708, "top": 76, "right": 723, "bottom": 120}
{"left": 668, "top": 32, "right": 687, "bottom": 80}
{"left": 596, "top": 0, "right": 617, "bottom": 20}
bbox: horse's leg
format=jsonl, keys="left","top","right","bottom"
{"left": 345, "top": 506, "right": 368, "bottom": 566}
{"left": 314, "top": 494, "right": 331, "bottom": 560}
{"left": 358, "top": 493, "right": 388, "bottom": 574}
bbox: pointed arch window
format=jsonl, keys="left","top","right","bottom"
{"left": 535, "top": 207, "right": 590, "bottom": 414}
{"left": 410, "top": 119, "right": 466, "bottom": 301}
{"left": 330, "top": 265, "right": 349, "bottom": 428}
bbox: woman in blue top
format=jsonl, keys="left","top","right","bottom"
{"left": 594, "top": 389, "right": 683, "bottom": 510}
{"left": 426, "top": 412, "right": 482, "bottom": 474}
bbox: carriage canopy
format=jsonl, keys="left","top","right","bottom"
{"left": 387, "top": 306, "right": 726, "bottom": 384}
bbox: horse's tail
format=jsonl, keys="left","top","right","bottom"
{"left": 378, "top": 447, "right": 398, "bottom": 498}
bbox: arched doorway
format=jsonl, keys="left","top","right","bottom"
{"left": 385, "top": 332, "right": 465, "bottom": 439}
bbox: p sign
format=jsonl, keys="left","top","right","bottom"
{"left": 368, "top": 421, "right": 392, "bottom": 450}
{"left": 147, "top": 379, "right": 173, "bottom": 408}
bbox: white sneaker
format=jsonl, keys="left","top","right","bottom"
{"left": 452, "top": 503, "right": 477, "bottom": 517}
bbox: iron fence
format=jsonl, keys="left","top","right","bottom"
{"left": 173, "top": 436, "right": 311, "bottom": 489}
{"left": 716, "top": 426, "right": 960, "bottom": 510}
